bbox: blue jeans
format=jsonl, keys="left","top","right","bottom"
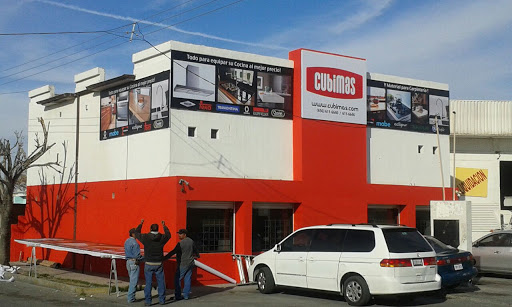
{"left": 174, "top": 264, "right": 194, "bottom": 299}
{"left": 144, "top": 264, "right": 166, "bottom": 304}
{"left": 126, "top": 259, "right": 139, "bottom": 302}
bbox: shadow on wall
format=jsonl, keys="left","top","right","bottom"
{"left": 19, "top": 141, "right": 88, "bottom": 260}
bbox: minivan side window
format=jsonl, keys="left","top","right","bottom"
{"left": 310, "top": 229, "right": 347, "bottom": 252}
{"left": 280, "top": 229, "right": 313, "bottom": 252}
{"left": 343, "top": 230, "right": 375, "bottom": 252}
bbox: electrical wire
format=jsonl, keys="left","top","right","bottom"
{"left": 0, "top": 23, "right": 134, "bottom": 74}
{"left": 0, "top": 30, "right": 124, "bottom": 36}
{"left": 0, "top": 0, "right": 242, "bottom": 91}
{"left": 0, "top": 0, "right": 198, "bottom": 74}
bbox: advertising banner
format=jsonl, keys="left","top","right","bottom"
{"left": 367, "top": 79, "right": 450, "bottom": 134}
{"left": 455, "top": 167, "right": 488, "bottom": 197}
{"left": 170, "top": 50, "right": 293, "bottom": 119}
{"left": 300, "top": 50, "right": 367, "bottom": 124}
{"left": 100, "top": 71, "right": 170, "bottom": 141}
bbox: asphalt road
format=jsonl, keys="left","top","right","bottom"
{"left": 0, "top": 274, "right": 511, "bottom": 306}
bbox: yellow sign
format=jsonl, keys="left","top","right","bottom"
{"left": 455, "top": 167, "right": 488, "bottom": 197}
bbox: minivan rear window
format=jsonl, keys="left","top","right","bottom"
{"left": 383, "top": 228, "right": 433, "bottom": 253}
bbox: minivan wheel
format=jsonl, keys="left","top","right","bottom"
{"left": 343, "top": 276, "right": 371, "bottom": 306}
{"left": 257, "top": 267, "right": 275, "bottom": 294}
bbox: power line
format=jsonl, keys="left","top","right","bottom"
{"left": 0, "top": 24, "right": 135, "bottom": 74}
{"left": 0, "top": 0, "right": 201, "bottom": 75}
{"left": 0, "top": 0, "right": 240, "bottom": 89}
{"left": 0, "top": 33, "right": 130, "bottom": 82}
{"left": 144, "top": 0, "right": 244, "bottom": 37}
{"left": 0, "top": 30, "right": 122, "bottom": 36}
{"left": 0, "top": 90, "right": 29, "bottom": 95}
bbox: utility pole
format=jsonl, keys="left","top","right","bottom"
{"left": 452, "top": 110, "right": 456, "bottom": 200}
{"left": 435, "top": 115, "right": 446, "bottom": 201}
{"left": 129, "top": 23, "right": 136, "bottom": 42}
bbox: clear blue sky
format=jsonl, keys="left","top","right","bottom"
{"left": 1, "top": 0, "right": 511, "bottom": 142}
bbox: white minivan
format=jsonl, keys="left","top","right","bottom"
{"left": 249, "top": 224, "right": 441, "bottom": 306}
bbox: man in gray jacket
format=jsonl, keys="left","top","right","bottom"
{"left": 164, "top": 229, "right": 200, "bottom": 300}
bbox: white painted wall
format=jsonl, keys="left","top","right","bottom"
{"left": 367, "top": 72, "right": 451, "bottom": 188}
{"left": 368, "top": 128, "right": 450, "bottom": 187}
{"left": 169, "top": 109, "right": 293, "bottom": 179}
{"left": 28, "top": 41, "right": 294, "bottom": 185}
{"left": 430, "top": 200, "right": 472, "bottom": 251}
{"left": 451, "top": 137, "right": 512, "bottom": 241}
{"left": 27, "top": 87, "right": 77, "bottom": 187}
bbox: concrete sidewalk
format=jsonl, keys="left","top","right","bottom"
{"left": 8, "top": 261, "right": 129, "bottom": 296}
{"left": 4, "top": 261, "right": 238, "bottom": 303}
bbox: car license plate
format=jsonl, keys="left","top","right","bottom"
{"left": 454, "top": 263, "right": 463, "bottom": 271}
{"left": 412, "top": 259, "right": 423, "bottom": 266}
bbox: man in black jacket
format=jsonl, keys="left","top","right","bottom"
{"left": 134, "top": 219, "right": 171, "bottom": 306}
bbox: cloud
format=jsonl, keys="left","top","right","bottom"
{"left": 330, "top": 0, "right": 393, "bottom": 34}
{"left": 258, "top": 0, "right": 394, "bottom": 53}
{"left": 0, "top": 93, "right": 29, "bottom": 142}
{"left": 33, "top": 0, "right": 289, "bottom": 51}
{"left": 303, "top": 0, "right": 512, "bottom": 100}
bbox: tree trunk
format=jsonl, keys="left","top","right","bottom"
{"left": 0, "top": 199, "right": 13, "bottom": 265}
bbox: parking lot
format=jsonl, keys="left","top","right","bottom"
{"left": 209, "top": 275, "right": 512, "bottom": 306}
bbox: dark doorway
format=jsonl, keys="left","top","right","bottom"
{"left": 434, "top": 219, "right": 459, "bottom": 248}
{"left": 500, "top": 161, "right": 512, "bottom": 210}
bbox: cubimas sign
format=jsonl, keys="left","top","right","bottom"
{"left": 301, "top": 50, "right": 367, "bottom": 124}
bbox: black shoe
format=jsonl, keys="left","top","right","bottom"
{"left": 174, "top": 296, "right": 183, "bottom": 301}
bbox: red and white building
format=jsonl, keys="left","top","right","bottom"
{"left": 12, "top": 41, "right": 451, "bottom": 286}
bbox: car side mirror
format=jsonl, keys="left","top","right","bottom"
{"left": 274, "top": 244, "right": 281, "bottom": 253}
{"left": 472, "top": 242, "right": 479, "bottom": 248}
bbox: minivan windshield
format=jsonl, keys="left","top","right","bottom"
{"left": 383, "top": 228, "right": 433, "bottom": 253}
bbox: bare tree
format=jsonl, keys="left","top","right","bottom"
{"left": 21, "top": 141, "right": 87, "bottom": 260}
{"left": 0, "top": 118, "right": 57, "bottom": 265}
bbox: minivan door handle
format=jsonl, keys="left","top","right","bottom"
{"left": 493, "top": 251, "right": 500, "bottom": 254}
{"left": 298, "top": 257, "right": 305, "bottom": 262}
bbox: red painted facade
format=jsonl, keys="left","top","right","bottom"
{"left": 11, "top": 49, "right": 449, "bottom": 287}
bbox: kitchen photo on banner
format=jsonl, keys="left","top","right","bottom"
{"left": 172, "top": 60, "right": 216, "bottom": 103}
{"left": 366, "top": 79, "right": 449, "bottom": 134}
{"left": 99, "top": 71, "right": 170, "bottom": 140}
{"left": 170, "top": 50, "right": 293, "bottom": 119}
{"left": 367, "top": 86, "right": 386, "bottom": 123}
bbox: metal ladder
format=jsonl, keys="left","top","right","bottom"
{"left": 232, "top": 254, "right": 255, "bottom": 285}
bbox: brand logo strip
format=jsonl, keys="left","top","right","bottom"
{"left": 306, "top": 67, "right": 363, "bottom": 99}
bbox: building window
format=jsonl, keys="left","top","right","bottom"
{"left": 367, "top": 206, "right": 400, "bottom": 225}
{"left": 211, "top": 129, "right": 218, "bottom": 139}
{"left": 187, "top": 206, "right": 233, "bottom": 253}
{"left": 252, "top": 204, "right": 293, "bottom": 252}
{"left": 188, "top": 127, "right": 196, "bottom": 137}
{"left": 416, "top": 207, "right": 431, "bottom": 235}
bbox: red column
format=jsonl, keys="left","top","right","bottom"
{"left": 235, "top": 200, "right": 252, "bottom": 255}
{"left": 400, "top": 204, "right": 416, "bottom": 227}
